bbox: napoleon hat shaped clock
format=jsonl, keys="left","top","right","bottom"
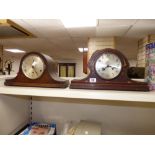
{"left": 5, "top": 52, "right": 69, "bottom": 88}
{"left": 70, "top": 48, "right": 149, "bottom": 91}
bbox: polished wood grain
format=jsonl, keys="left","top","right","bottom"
{"left": 70, "top": 48, "right": 149, "bottom": 91}
{"left": 5, "top": 52, "right": 69, "bottom": 88}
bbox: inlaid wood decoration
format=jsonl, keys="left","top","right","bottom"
{"left": 70, "top": 48, "right": 149, "bottom": 91}
{"left": 5, "top": 52, "right": 69, "bottom": 88}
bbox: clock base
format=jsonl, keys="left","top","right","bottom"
{"left": 5, "top": 79, "right": 69, "bottom": 88}
{"left": 70, "top": 80, "right": 149, "bottom": 91}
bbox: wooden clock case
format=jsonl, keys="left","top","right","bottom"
{"left": 70, "top": 48, "right": 149, "bottom": 91}
{"left": 5, "top": 52, "right": 69, "bottom": 88}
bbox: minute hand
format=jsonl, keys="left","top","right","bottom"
{"left": 33, "top": 68, "right": 38, "bottom": 76}
{"left": 32, "top": 65, "right": 38, "bottom": 76}
{"left": 107, "top": 65, "right": 117, "bottom": 70}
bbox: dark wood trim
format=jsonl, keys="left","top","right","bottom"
{"left": 5, "top": 52, "right": 69, "bottom": 88}
{"left": 83, "top": 52, "right": 88, "bottom": 74}
{"left": 70, "top": 48, "right": 149, "bottom": 91}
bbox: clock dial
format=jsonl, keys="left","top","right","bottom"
{"left": 22, "top": 54, "right": 45, "bottom": 79}
{"left": 95, "top": 53, "right": 122, "bottom": 79}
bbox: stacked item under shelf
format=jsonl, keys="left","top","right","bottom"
{"left": 145, "top": 42, "right": 155, "bottom": 90}
{"left": 16, "top": 120, "right": 102, "bottom": 135}
{"left": 18, "top": 122, "right": 56, "bottom": 135}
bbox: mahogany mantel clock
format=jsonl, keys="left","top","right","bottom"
{"left": 5, "top": 52, "right": 69, "bottom": 88}
{"left": 70, "top": 48, "right": 149, "bottom": 91}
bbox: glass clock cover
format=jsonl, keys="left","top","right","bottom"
{"left": 95, "top": 53, "right": 122, "bottom": 79}
{"left": 22, "top": 54, "right": 45, "bottom": 79}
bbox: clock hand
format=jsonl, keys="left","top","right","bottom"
{"left": 106, "top": 65, "right": 117, "bottom": 70}
{"left": 112, "top": 66, "right": 118, "bottom": 70}
{"left": 102, "top": 67, "right": 106, "bottom": 71}
{"left": 101, "top": 65, "right": 116, "bottom": 71}
{"left": 32, "top": 67, "right": 38, "bottom": 76}
{"left": 102, "top": 65, "right": 110, "bottom": 70}
{"left": 31, "top": 62, "right": 38, "bottom": 76}
{"left": 106, "top": 64, "right": 112, "bottom": 68}
{"left": 101, "top": 65, "right": 110, "bottom": 71}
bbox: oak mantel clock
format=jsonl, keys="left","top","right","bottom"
{"left": 5, "top": 52, "right": 69, "bottom": 88}
{"left": 70, "top": 48, "right": 149, "bottom": 91}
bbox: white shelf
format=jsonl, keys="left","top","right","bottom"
{"left": 0, "top": 86, "right": 155, "bottom": 103}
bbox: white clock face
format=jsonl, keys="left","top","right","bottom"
{"left": 22, "top": 54, "right": 45, "bottom": 79}
{"left": 95, "top": 53, "right": 122, "bottom": 79}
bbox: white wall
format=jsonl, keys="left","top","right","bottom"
{"left": 115, "top": 37, "right": 138, "bottom": 67}
{"left": 115, "top": 37, "right": 138, "bottom": 60}
{"left": 0, "top": 95, "right": 30, "bottom": 134}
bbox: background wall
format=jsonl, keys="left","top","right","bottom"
{"left": 3, "top": 51, "right": 24, "bottom": 75}
{"left": 88, "top": 37, "right": 115, "bottom": 60}
{"left": 115, "top": 37, "right": 138, "bottom": 66}
{"left": 2, "top": 37, "right": 139, "bottom": 77}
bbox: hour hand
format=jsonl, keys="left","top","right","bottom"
{"left": 102, "top": 65, "right": 110, "bottom": 70}
{"left": 33, "top": 68, "right": 38, "bottom": 76}
{"left": 102, "top": 66, "right": 109, "bottom": 71}
{"left": 102, "top": 67, "right": 106, "bottom": 71}
{"left": 31, "top": 66, "right": 38, "bottom": 76}
{"left": 107, "top": 65, "right": 117, "bottom": 70}
{"left": 111, "top": 66, "right": 117, "bottom": 70}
